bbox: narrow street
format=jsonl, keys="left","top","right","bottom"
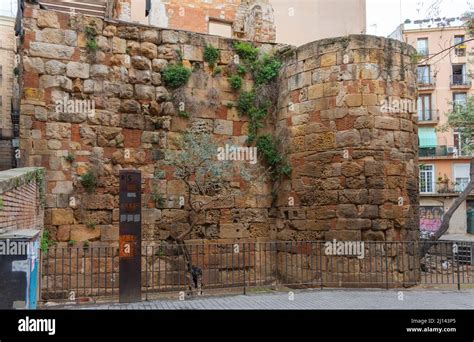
{"left": 68, "top": 289, "right": 474, "bottom": 310}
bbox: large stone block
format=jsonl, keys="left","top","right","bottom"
{"left": 51, "top": 208, "right": 75, "bottom": 225}
{"left": 30, "top": 42, "right": 75, "bottom": 60}
{"left": 66, "top": 62, "right": 90, "bottom": 79}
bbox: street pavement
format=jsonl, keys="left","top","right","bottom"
{"left": 66, "top": 289, "right": 474, "bottom": 310}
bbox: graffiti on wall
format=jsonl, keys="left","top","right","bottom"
{"left": 420, "top": 206, "right": 444, "bottom": 239}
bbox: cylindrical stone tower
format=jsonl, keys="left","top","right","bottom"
{"left": 274, "top": 35, "right": 419, "bottom": 287}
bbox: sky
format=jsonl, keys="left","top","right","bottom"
{"left": 0, "top": 0, "right": 472, "bottom": 36}
{"left": 0, "top": 0, "right": 17, "bottom": 17}
{"left": 366, "top": 0, "right": 473, "bottom": 36}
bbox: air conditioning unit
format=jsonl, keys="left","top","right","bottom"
{"left": 447, "top": 146, "right": 457, "bottom": 155}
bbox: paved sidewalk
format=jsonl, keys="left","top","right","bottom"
{"left": 72, "top": 290, "right": 474, "bottom": 310}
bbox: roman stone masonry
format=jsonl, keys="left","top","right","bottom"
{"left": 18, "top": 3, "right": 419, "bottom": 291}
{"left": 274, "top": 36, "right": 419, "bottom": 285}
{"left": 19, "top": 4, "right": 277, "bottom": 247}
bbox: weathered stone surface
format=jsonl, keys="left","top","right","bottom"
{"left": 131, "top": 56, "right": 151, "bottom": 70}
{"left": 70, "top": 225, "right": 101, "bottom": 242}
{"left": 30, "top": 42, "right": 75, "bottom": 60}
{"left": 23, "top": 56, "right": 45, "bottom": 74}
{"left": 152, "top": 58, "right": 168, "bottom": 72}
{"left": 51, "top": 209, "right": 75, "bottom": 225}
{"left": 66, "top": 62, "right": 90, "bottom": 79}
{"left": 45, "top": 60, "right": 66, "bottom": 75}
{"left": 90, "top": 64, "right": 110, "bottom": 77}
{"left": 37, "top": 11, "right": 59, "bottom": 28}
{"left": 135, "top": 85, "right": 155, "bottom": 100}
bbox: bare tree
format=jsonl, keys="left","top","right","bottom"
{"left": 157, "top": 132, "right": 263, "bottom": 294}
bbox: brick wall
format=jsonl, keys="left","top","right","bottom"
{"left": 0, "top": 167, "right": 45, "bottom": 233}
{"left": 118, "top": 0, "right": 276, "bottom": 43}
{"left": 0, "top": 16, "right": 17, "bottom": 138}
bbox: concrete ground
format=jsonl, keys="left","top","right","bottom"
{"left": 61, "top": 289, "right": 474, "bottom": 310}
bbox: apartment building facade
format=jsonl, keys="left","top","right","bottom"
{"left": 402, "top": 19, "right": 474, "bottom": 240}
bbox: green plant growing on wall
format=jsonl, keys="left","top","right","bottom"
{"left": 84, "top": 25, "right": 98, "bottom": 52}
{"left": 236, "top": 91, "right": 255, "bottom": 115}
{"left": 162, "top": 64, "right": 192, "bottom": 89}
{"left": 251, "top": 54, "right": 282, "bottom": 86}
{"left": 256, "top": 135, "right": 292, "bottom": 180}
{"left": 178, "top": 110, "right": 190, "bottom": 118}
{"left": 234, "top": 42, "right": 259, "bottom": 63}
{"left": 237, "top": 65, "right": 247, "bottom": 76}
{"left": 151, "top": 191, "right": 165, "bottom": 208}
{"left": 64, "top": 153, "right": 75, "bottom": 163}
{"left": 80, "top": 171, "right": 98, "bottom": 194}
{"left": 175, "top": 49, "right": 184, "bottom": 62}
{"left": 212, "top": 66, "right": 222, "bottom": 77}
{"left": 40, "top": 229, "right": 54, "bottom": 254}
{"left": 83, "top": 240, "right": 90, "bottom": 249}
{"left": 68, "top": 240, "right": 77, "bottom": 246}
{"left": 203, "top": 45, "right": 220, "bottom": 68}
{"left": 228, "top": 75, "right": 243, "bottom": 90}
{"left": 246, "top": 105, "right": 269, "bottom": 143}
{"left": 85, "top": 220, "right": 97, "bottom": 229}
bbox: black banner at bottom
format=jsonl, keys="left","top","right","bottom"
{"left": 0, "top": 310, "right": 472, "bottom": 341}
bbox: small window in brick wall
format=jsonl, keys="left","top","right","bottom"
{"left": 208, "top": 18, "right": 232, "bottom": 38}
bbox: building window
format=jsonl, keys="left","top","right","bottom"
{"left": 451, "top": 64, "right": 468, "bottom": 85}
{"left": 208, "top": 19, "right": 232, "bottom": 38}
{"left": 453, "top": 92, "right": 467, "bottom": 110}
{"left": 417, "top": 65, "right": 431, "bottom": 84}
{"left": 454, "top": 35, "right": 466, "bottom": 56}
{"left": 454, "top": 164, "right": 470, "bottom": 192}
{"left": 417, "top": 38, "right": 429, "bottom": 56}
{"left": 418, "top": 94, "right": 432, "bottom": 121}
{"left": 420, "top": 165, "right": 435, "bottom": 193}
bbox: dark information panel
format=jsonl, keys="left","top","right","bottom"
{"left": 119, "top": 170, "right": 142, "bottom": 303}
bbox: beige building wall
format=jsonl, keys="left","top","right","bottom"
{"left": 404, "top": 26, "right": 474, "bottom": 148}
{"left": 272, "top": 0, "right": 366, "bottom": 46}
{"left": 0, "top": 15, "right": 16, "bottom": 138}
{"left": 404, "top": 25, "right": 474, "bottom": 238}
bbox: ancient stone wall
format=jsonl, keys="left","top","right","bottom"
{"left": 19, "top": 4, "right": 419, "bottom": 253}
{"left": 275, "top": 36, "right": 419, "bottom": 243}
{"left": 19, "top": 5, "right": 276, "bottom": 247}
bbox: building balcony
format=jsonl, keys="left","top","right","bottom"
{"left": 418, "top": 109, "right": 438, "bottom": 125}
{"left": 417, "top": 48, "right": 429, "bottom": 57}
{"left": 450, "top": 74, "right": 471, "bottom": 89}
{"left": 419, "top": 146, "right": 458, "bottom": 158}
{"left": 417, "top": 75, "right": 436, "bottom": 90}
{"left": 422, "top": 180, "right": 470, "bottom": 196}
{"left": 455, "top": 46, "right": 467, "bottom": 57}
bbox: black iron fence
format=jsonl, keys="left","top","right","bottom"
{"left": 40, "top": 240, "right": 474, "bottom": 303}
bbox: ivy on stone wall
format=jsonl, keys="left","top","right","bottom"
{"left": 231, "top": 42, "right": 291, "bottom": 180}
